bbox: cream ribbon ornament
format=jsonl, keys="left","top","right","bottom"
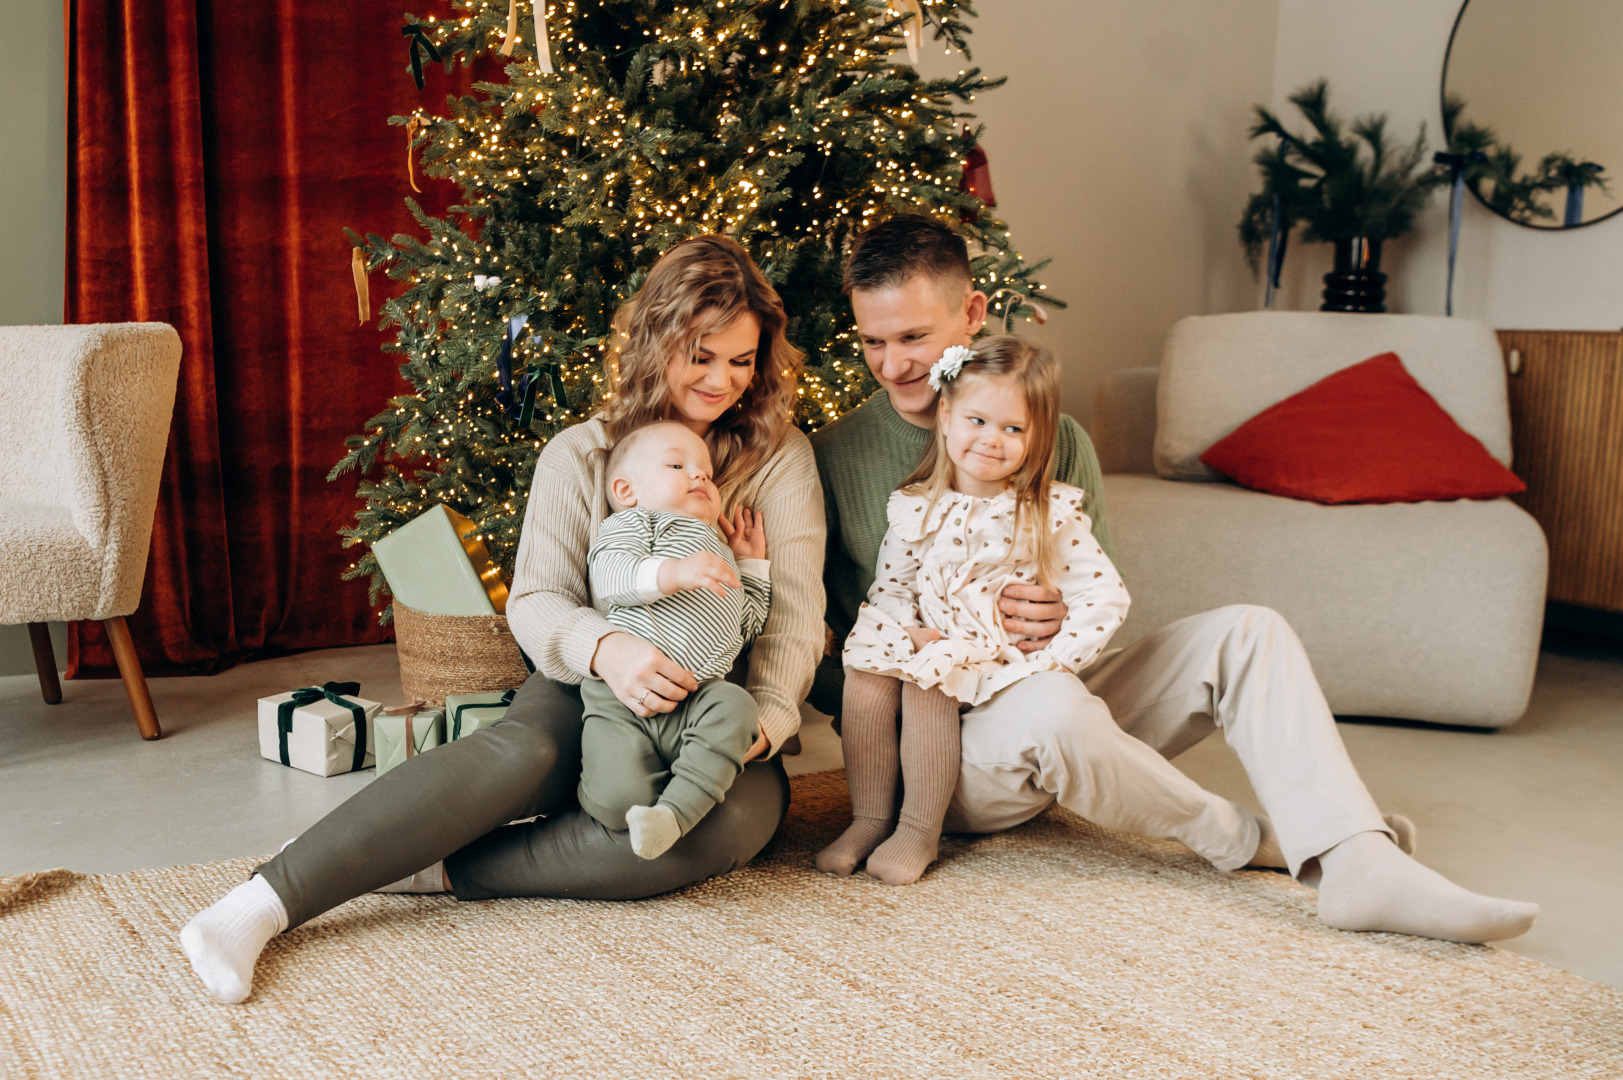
{"left": 499, "top": 0, "right": 553, "bottom": 74}
{"left": 898, "top": 0, "right": 924, "bottom": 64}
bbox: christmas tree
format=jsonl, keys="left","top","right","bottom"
{"left": 333, "top": 0, "right": 1063, "bottom": 611}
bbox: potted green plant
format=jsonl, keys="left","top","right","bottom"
{"left": 1240, "top": 80, "right": 1447, "bottom": 312}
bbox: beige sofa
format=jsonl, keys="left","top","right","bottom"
{"left": 1091, "top": 311, "right": 1546, "bottom": 728}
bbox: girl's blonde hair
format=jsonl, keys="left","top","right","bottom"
{"left": 599, "top": 235, "right": 803, "bottom": 507}
{"left": 900, "top": 335, "right": 1064, "bottom": 586}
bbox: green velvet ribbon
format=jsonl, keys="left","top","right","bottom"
{"left": 451, "top": 689, "right": 516, "bottom": 740}
{"left": 402, "top": 24, "right": 443, "bottom": 90}
{"left": 278, "top": 681, "right": 368, "bottom": 772}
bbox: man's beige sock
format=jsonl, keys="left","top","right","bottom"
{"left": 817, "top": 668, "right": 901, "bottom": 876}
{"left": 1316, "top": 831, "right": 1538, "bottom": 943}
{"left": 867, "top": 681, "right": 960, "bottom": 886}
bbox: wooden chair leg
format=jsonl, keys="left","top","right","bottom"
{"left": 103, "top": 616, "right": 161, "bottom": 741}
{"left": 28, "top": 622, "right": 62, "bottom": 705}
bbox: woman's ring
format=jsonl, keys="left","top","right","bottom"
{"left": 636, "top": 689, "right": 650, "bottom": 707}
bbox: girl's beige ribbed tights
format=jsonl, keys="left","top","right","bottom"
{"left": 816, "top": 667, "right": 901, "bottom": 876}
{"left": 865, "top": 680, "right": 961, "bottom": 885}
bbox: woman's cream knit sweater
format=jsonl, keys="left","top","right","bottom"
{"left": 506, "top": 417, "right": 826, "bottom": 754}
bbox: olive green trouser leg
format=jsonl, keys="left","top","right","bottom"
{"left": 256, "top": 673, "right": 789, "bottom": 928}
{"left": 576, "top": 678, "right": 759, "bottom": 833}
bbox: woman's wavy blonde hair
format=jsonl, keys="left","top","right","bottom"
{"left": 900, "top": 335, "right": 1064, "bottom": 586}
{"left": 599, "top": 235, "right": 803, "bottom": 508}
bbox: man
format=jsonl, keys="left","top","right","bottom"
{"left": 809, "top": 215, "right": 1537, "bottom": 944}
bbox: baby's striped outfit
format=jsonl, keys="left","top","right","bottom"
{"left": 588, "top": 508, "right": 771, "bottom": 679}
{"left": 577, "top": 507, "right": 771, "bottom": 839}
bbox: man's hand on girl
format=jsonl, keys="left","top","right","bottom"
{"left": 590, "top": 631, "right": 699, "bottom": 717}
{"left": 999, "top": 583, "right": 1068, "bottom": 652}
{"left": 659, "top": 551, "right": 741, "bottom": 598}
{"left": 905, "top": 626, "right": 942, "bottom": 653}
{"left": 717, "top": 506, "right": 767, "bottom": 561}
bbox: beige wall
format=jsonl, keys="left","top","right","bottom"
{"left": 914, "top": 0, "right": 1280, "bottom": 424}
{"left": 2, "top": 2, "right": 64, "bottom": 328}
{"left": 1, "top": 2, "right": 65, "bottom": 677}
{"left": 1269, "top": 0, "right": 1623, "bottom": 327}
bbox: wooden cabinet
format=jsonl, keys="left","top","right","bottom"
{"left": 1498, "top": 329, "right": 1623, "bottom": 613}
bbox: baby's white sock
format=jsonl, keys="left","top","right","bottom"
{"left": 373, "top": 862, "right": 448, "bottom": 894}
{"left": 626, "top": 804, "right": 682, "bottom": 860}
{"left": 179, "top": 874, "right": 288, "bottom": 1004}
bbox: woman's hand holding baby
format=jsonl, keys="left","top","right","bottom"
{"left": 591, "top": 632, "right": 699, "bottom": 717}
{"left": 658, "top": 551, "right": 741, "bottom": 598}
{"left": 717, "top": 506, "right": 766, "bottom": 561}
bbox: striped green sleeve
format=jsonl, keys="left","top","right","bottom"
{"left": 587, "top": 510, "right": 655, "bottom": 607}
{"left": 739, "top": 568, "right": 772, "bottom": 642}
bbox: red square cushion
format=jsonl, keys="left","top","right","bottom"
{"left": 1198, "top": 352, "right": 1526, "bottom": 505}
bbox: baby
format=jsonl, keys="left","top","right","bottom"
{"left": 580, "top": 420, "right": 769, "bottom": 859}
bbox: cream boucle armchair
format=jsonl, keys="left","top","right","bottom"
{"left": 0, "top": 324, "right": 182, "bottom": 740}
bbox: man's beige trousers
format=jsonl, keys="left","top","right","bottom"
{"left": 945, "top": 605, "right": 1392, "bottom": 876}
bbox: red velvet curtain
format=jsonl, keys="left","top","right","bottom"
{"left": 64, "top": 0, "right": 467, "bottom": 676}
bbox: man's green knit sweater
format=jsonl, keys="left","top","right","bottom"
{"left": 807, "top": 391, "right": 1116, "bottom": 714}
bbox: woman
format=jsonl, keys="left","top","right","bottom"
{"left": 181, "top": 236, "right": 827, "bottom": 1003}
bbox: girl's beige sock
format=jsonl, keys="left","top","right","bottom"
{"left": 866, "top": 681, "right": 961, "bottom": 886}
{"left": 816, "top": 668, "right": 901, "bottom": 876}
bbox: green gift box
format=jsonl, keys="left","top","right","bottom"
{"left": 371, "top": 504, "right": 509, "bottom": 617}
{"left": 444, "top": 689, "right": 517, "bottom": 740}
{"left": 374, "top": 704, "right": 446, "bottom": 776}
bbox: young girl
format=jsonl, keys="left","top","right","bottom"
{"left": 815, "top": 336, "right": 1131, "bottom": 885}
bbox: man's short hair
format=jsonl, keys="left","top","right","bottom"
{"left": 842, "top": 215, "right": 973, "bottom": 296}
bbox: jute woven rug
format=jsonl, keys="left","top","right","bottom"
{"left": 2, "top": 771, "right": 1619, "bottom": 1080}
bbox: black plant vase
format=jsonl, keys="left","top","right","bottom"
{"left": 1320, "top": 237, "right": 1386, "bottom": 313}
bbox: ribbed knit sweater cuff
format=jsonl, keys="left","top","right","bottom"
{"left": 560, "top": 609, "right": 621, "bottom": 681}
{"left": 755, "top": 697, "right": 798, "bottom": 756}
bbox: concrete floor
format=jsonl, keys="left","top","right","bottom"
{"left": 2, "top": 635, "right": 1619, "bottom": 990}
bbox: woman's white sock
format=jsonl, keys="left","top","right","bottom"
{"left": 179, "top": 874, "right": 288, "bottom": 1004}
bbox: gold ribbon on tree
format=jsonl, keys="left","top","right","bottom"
{"left": 500, "top": 0, "right": 553, "bottom": 73}
{"left": 406, "top": 116, "right": 423, "bottom": 193}
{"left": 351, "top": 248, "right": 371, "bottom": 326}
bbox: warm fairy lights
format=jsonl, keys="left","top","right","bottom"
{"left": 335, "top": 0, "right": 1062, "bottom": 609}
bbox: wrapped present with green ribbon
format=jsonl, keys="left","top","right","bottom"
{"left": 373, "top": 700, "right": 446, "bottom": 777}
{"left": 444, "top": 689, "right": 517, "bottom": 741}
{"left": 256, "top": 682, "right": 380, "bottom": 777}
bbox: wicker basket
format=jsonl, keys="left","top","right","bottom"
{"left": 391, "top": 600, "right": 533, "bottom": 706}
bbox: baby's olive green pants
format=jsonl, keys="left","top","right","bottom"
{"left": 257, "top": 673, "right": 788, "bottom": 929}
{"left": 577, "top": 677, "right": 758, "bottom": 834}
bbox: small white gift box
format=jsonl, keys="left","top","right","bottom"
{"left": 257, "top": 682, "right": 382, "bottom": 777}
